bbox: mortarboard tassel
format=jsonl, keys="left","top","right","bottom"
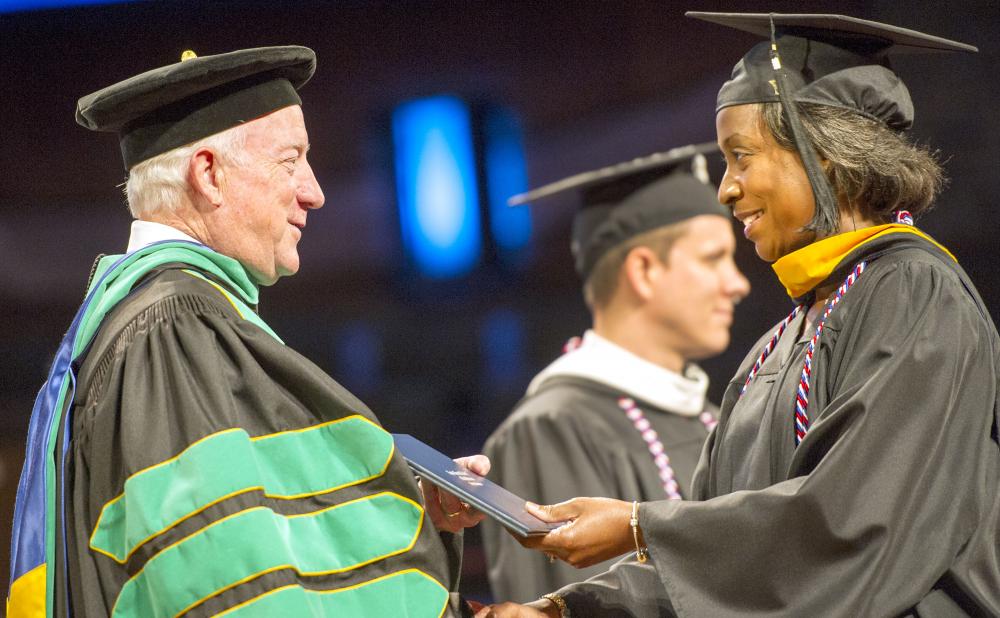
{"left": 767, "top": 15, "right": 840, "bottom": 236}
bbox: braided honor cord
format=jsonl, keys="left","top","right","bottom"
{"left": 740, "top": 305, "right": 804, "bottom": 396}
{"left": 739, "top": 261, "right": 869, "bottom": 446}
{"left": 794, "top": 261, "right": 866, "bottom": 444}
{"left": 618, "top": 397, "right": 717, "bottom": 499}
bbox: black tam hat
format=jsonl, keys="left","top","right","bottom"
{"left": 508, "top": 143, "right": 727, "bottom": 279}
{"left": 76, "top": 46, "right": 316, "bottom": 170}
{"left": 686, "top": 12, "right": 975, "bottom": 234}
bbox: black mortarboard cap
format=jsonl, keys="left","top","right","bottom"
{"left": 76, "top": 46, "right": 316, "bottom": 170}
{"left": 509, "top": 143, "right": 727, "bottom": 279}
{"left": 686, "top": 12, "right": 976, "bottom": 131}
{"left": 686, "top": 12, "right": 975, "bottom": 235}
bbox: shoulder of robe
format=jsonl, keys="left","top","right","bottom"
{"left": 854, "top": 248, "right": 984, "bottom": 315}
{"left": 76, "top": 267, "right": 250, "bottom": 389}
{"left": 487, "top": 377, "right": 622, "bottom": 450}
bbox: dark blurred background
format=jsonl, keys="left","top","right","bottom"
{"left": 1, "top": 0, "right": 997, "bottom": 603}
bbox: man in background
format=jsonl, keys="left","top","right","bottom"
{"left": 482, "top": 144, "right": 749, "bottom": 602}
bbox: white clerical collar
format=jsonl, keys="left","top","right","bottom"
{"left": 526, "top": 330, "right": 708, "bottom": 416}
{"left": 126, "top": 220, "right": 202, "bottom": 253}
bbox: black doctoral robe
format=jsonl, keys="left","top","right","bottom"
{"left": 555, "top": 234, "right": 1000, "bottom": 616}
{"left": 483, "top": 364, "right": 714, "bottom": 603}
{"left": 55, "top": 264, "right": 466, "bottom": 617}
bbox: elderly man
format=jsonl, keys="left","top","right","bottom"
{"left": 8, "top": 46, "right": 483, "bottom": 618}
{"left": 482, "top": 145, "right": 749, "bottom": 602}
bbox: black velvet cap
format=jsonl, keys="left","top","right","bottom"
{"left": 686, "top": 12, "right": 977, "bottom": 131}
{"left": 76, "top": 46, "right": 316, "bottom": 169}
{"left": 509, "top": 143, "right": 727, "bottom": 279}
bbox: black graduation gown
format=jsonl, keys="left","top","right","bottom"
{"left": 555, "top": 234, "right": 1000, "bottom": 616}
{"left": 55, "top": 266, "right": 466, "bottom": 617}
{"left": 482, "top": 375, "right": 713, "bottom": 603}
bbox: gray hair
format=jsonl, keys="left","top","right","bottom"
{"left": 759, "top": 102, "right": 946, "bottom": 231}
{"left": 124, "top": 124, "right": 250, "bottom": 218}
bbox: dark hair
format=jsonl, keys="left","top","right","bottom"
{"left": 759, "top": 102, "right": 946, "bottom": 232}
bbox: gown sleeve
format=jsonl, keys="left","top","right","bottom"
{"left": 558, "top": 259, "right": 1000, "bottom": 616}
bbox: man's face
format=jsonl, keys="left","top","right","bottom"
{"left": 214, "top": 105, "right": 325, "bottom": 285}
{"left": 648, "top": 215, "right": 750, "bottom": 360}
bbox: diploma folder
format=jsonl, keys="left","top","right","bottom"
{"left": 392, "top": 433, "right": 561, "bottom": 537}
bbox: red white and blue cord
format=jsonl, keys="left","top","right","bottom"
{"left": 793, "top": 261, "right": 866, "bottom": 444}
{"left": 738, "top": 260, "right": 869, "bottom": 446}
{"left": 740, "top": 306, "right": 803, "bottom": 396}
{"left": 737, "top": 209, "right": 920, "bottom": 444}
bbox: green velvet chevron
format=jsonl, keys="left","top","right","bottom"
{"left": 111, "top": 493, "right": 425, "bottom": 618}
{"left": 90, "top": 416, "right": 394, "bottom": 563}
{"left": 218, "top": 569, "right": 449, "bottom": 618}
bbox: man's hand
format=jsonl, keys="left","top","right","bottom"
{"left": 513, "top": 497, "right": 636, "bottom": 568}
{"left": 420, "top": 454, "right": 490, "bottom": 533}
{"left": 474, "top": 599, "right": 560, "bottom": 617}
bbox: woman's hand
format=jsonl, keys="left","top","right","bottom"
{"left": 420, "top": 454, "right": 490, "bottom": 533}
{"left": 516, "top": 497, "right": 637, "bottom": 568}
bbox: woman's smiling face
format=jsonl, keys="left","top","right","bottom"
{"left": 716, "top": 104, "right": 818, "bottom": 263}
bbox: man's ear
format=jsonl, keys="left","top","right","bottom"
{"left": 621, "top": 246, "right": 660, "bottom": 302}
{"left": 189, "top": 148, "right": 224, "bottom": 209}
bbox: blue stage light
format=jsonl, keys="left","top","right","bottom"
{"left": 392, "top": 96, "right": 481, "bottom": 279}
{"left": 484, "top": 107, "right": 532, "bottom": 262}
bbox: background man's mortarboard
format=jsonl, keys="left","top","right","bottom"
{"left": 76, "top": 46, "right": 316, "bottom": 170}
{"left": 509, "top": 143, "right": 728, "bottom": 279}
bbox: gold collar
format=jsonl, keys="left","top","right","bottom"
{"left": 772, "top": 224, "right": 955, "bottom": 299}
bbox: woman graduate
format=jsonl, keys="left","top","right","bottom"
{"left": 480, "top": 12, "right": 1000, "bottom": 618}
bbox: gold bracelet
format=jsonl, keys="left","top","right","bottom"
{"left": 630, "top": 500, "right": 648, "bottom": 563}
{"left": 541, "top": 593, "right": 569, "bottom": 617}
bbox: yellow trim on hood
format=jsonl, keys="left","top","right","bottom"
{"left": 772, "top": 224, "right": 955, "bottom": 299}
